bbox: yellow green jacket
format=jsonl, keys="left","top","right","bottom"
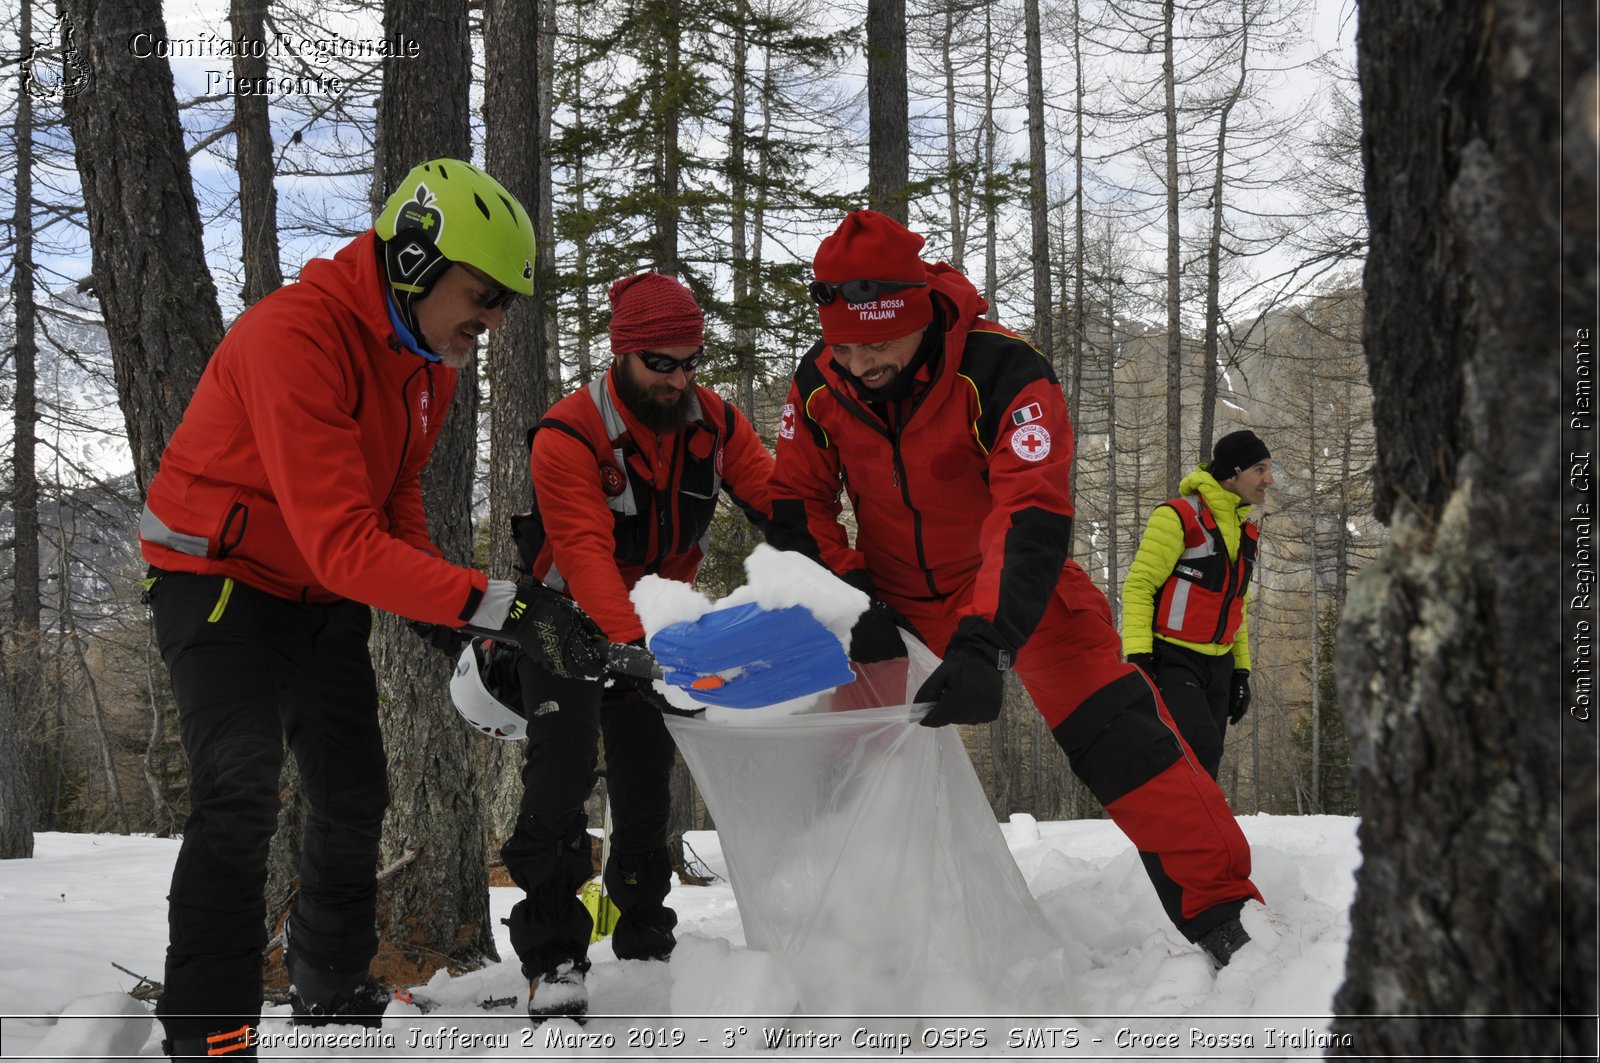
{"left": 1121, "top": 465, "right": 1253, "bottom": 669}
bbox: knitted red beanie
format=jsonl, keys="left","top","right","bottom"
{"left": 812, "top": 211, "right": 933, "bottom": 344}
{"left": 608, "top": 273, "right": 705, "bottom": 353}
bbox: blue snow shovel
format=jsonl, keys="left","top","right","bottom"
{"left": 464, "top": 602, "right": 854, "bottom": 709}
{"left": 647, "top": 602, "right": 857, "bottom": 709}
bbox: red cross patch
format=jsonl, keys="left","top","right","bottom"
{"left": 1010, "top": 425, "right": 1052, "bottom": 462}
{"left": 599, "top": 462, "right": 627, "bottom": 497}
{"left": 779, "top": 403, "right": 797, "bottom": 440}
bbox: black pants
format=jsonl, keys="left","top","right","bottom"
{"left": 149, "top": 572, "right": 388, "bottom": 1040}
{"left": 500, "top": 658, "right": 678, "bottom": 978}
{"left": 1150, "top": 641, "right": 1234, "bottom": 779}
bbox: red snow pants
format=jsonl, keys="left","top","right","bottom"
{"left": 886, "top": 559, "right": 1262, "bottom": 941}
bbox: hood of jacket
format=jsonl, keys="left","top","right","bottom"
{"left": 295, "top": 229, "right": 415, "bottom": 356}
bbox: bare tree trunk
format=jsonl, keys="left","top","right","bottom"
{"left": 867, "top": 0, "right": 910, "bottom": 221}
{"left": 940, "top": 2, "right": 963, "bottom": 271}
{"left": 1024, "top": 0, "right": 1051, "bottom": 357}
{"left": 1161, "top": 0, "right": 1182, "bottom": 495}
{"left": 570, "top": 0, "right": 595, "bottom": 384}
{"left": 60, "top": 551, "right": 127, "bottom": 834}
{"left": 537, "top": 0, "right": 561, "bottom": 388}
{"left": 484, "top": 0, "right": 548, "bottom": 583}
{"left": 731, "top": 9, "right": 756, "bottom": 410}
{"left": 1306, "top": 378, "right": 1321, "bottom": 812}
{"left": 58, "top": 0, "right": 224, "bottom": 494}
{"left": 0, "top": 653, "right": 32, "bottom": 857}
{"left": 1198, "top": 5, "right": 1246, "bottom": 459}
{"left": 1331, "top": 1, "right": 1595, "bottom": 1055}
{"left": 1105, "top": 291, "right": 1122, "bottom": 623}
{"left": 368, "top": 0, "right": 499, "bottom": 979}
{"left": 480, "top": 0, "right": 553, "bottom": 864}
{"left": 6, "top": 0, "right": 43, "bottom": 859}
{"left": 230, "top": 0, "right": 282, "bottom": 305}
{"left": 654, "top": 0, "right": 684, "bottom": 274}
{"left": 142, "top": 621, "right": 177, "bottom": 838}
{"left": 1069, "top": 0, "right": 1085, "bottom": 453}
{"left": 981, "top": 9, "right": 997, "bottom": 324}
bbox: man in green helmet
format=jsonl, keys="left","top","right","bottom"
{"left": 139, "top": 159, "right": 597, "bottom": 1060}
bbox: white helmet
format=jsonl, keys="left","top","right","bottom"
{"left": 450, "top": 638, "right": 527, "bottom": 740}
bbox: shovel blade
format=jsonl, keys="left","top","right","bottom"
{"left": 649, "top": 603, "right": 855, "bottom": 708}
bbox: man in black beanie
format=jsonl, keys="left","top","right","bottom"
{"left": 1121, "top": 430, "right": 1274, "bottom": 778}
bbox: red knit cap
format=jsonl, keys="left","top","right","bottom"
{"left": 608, "top": 272, "right": 705, "bottom": 353}
{"left": 812, "top": 211, "right": 934, "bottom": 344}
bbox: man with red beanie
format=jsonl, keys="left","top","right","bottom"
{"left": 497, "top": 272, "right": 773, "bottom": 1020}
{"left": 768, "top": 210, "right": 1263, "bottom": 967}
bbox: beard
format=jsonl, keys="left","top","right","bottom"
{"left": 615, "top": 365, "right": 695, "bottom": 433}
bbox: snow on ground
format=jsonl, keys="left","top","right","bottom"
{"left": 0, "top": 815, "right": 1358, "bottom": 1060}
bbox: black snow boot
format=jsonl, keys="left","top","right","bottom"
{"left": 527, "top": 958, "right": 591, "bottom": 1024}
{"left": 287, "top": 951, "right": 393, "bottom": 1027}
{"left": 1197, "top": 916, "right": 1251, "bottom": 968}
{"left": 163, "top": 1023, "right": 257, "bottom": 1058}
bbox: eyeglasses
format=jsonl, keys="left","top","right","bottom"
{"left": 635, "top": 347, "right": 704, "bottom": 374}
{"left": 477, "top": 286, "right": 519, "bottom": 311}
{"left": 459, "top": 263, "right": 520, "bottom": 311}
{"left": 808, "top": 278, "right": 928, "bottom": 306}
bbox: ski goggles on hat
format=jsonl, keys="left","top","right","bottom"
{"left": 807, "top": 278, "right": 928, "bottom": 306}
{"left": 635, "top": 347, "right": 704, "bottom": 374}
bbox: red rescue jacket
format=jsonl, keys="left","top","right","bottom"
{"left": 1153, "top": 494, "right": 1258, "bottom": 645}
{"left": 769, "top": 263, "right": 1075, "bottom": 653}
{"left": 139, "top": 231, "right": 488, "bottom": 625}
{"left": 514, "top": 372, "right": 773, "bottom": 643}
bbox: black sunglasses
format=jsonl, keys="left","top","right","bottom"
{"left": 635, "top": 347, "right": 704, "bottom": 374}
{"left": 459, "top": 263, "right": 520, "bottom": 310}
{"left": 808, "top": 278, "right": 928, "bottom": 306}
{"left": 478, "top": 286, "right": 519, "bottom": 311}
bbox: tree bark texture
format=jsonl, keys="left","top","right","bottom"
{"left": 1024, "top": 0, "right": 1051, "bottom": 361}
{"left": 1199, "top": 11, "right": 1246, "bottom": 461}
{"left": 480, "top": 0, "right": 552, "bottom": 856}
{"left": 866, "top": 0, "right": 910, "bottom": 222}
{"left": 229, "top": 0, "right": 283, "bottom": 306}
{"left": 0, "top": 653, "right": 33, "bottom": 857}
{"left": 6, "top": 0, "right": 43, "bottom": 858}
{"left": 1162, "top": 0, "right": 1183, "bottom": 496}
{"left": 1332, "top": 2, "right": 1596, "bottom": 1056}
{"left": 58, "top": 0, "right": 224, "bottom": 495}
{"left": 369, "top": 0, "right": 498, "bottom": 977}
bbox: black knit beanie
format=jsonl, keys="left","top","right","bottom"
{"left": 1211, "top": 430, "right": 1270, "bottom": 481}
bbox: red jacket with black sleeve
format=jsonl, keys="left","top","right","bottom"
{"left": 768, "top": 263, "right": 1074, "bottom": 656}
{"left": 514, "top": 371, "right": 774, "bottom": 644}
{"left": 138, "top": 230, "right": 489, "bottom": 626}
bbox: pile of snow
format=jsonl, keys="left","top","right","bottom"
{"left": 0, "top": 817, "right": 1359, "bottom": 1059}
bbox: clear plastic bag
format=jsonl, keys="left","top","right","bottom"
{"left": 664, "top": 639, "right": 1070, "bottom": 1018}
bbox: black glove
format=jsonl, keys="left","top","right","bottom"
{"left": 1127, "top": 651, "right": 1158, "bottom": 678}
{"left": 849, "top": 597, "right": 912, "bottom": 663}
{"left": 409, "top": 620, "right": 468, "bottom": 661}
{"left": 502, "top": 580, "right": 607, "bottom": 680}
{"left": 1228, "top": 669, "right": 1252, "bottom": 724}
{"left": 915, "top": 617, "right": 1012, "bottom": 728}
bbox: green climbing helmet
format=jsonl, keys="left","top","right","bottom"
{"left": 375, "top": 158, "right": 536, "bottom": 296}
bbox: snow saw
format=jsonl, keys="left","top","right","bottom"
{"left": 464, "top": 601, "right": 853, "bottom": 709}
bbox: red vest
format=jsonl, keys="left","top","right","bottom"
{"left": 1153, "top": 495, "right": 1258, "bottom": 645}
{"left": 513, "top": 376, "right": 739, "bottom": 590}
